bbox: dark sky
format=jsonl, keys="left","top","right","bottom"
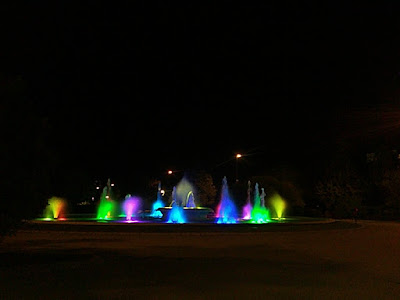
{"left": 4, "top": 3, "right": 400, "bottom": 192}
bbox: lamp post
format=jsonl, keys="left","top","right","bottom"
{"left": 235, "top": 153, "right": 242, "bottom": 182}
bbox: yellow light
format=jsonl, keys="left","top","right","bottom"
{"left": 168, "top": 170, "right": 173, "bottom": 174}
{"left": 236, "top": 154, "right": 242, "bottom": 158}
{"left": 111, "top": 183, "right": 115, "bottom": 187}
{"left": 161, "top": 189, "right": 165, "bottom": 196}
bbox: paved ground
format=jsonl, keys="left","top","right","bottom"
{"left": 0, "top": 220, "right": 399, "bottom": 299}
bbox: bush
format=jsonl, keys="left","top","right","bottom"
{"left": 314, "top": 178, "right": 363, "bottom": 218}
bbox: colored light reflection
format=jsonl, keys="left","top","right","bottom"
{"left": 124, "top": 220, "right": 140, "bottom": 223}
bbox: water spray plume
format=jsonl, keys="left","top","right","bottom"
{"left": 216, "top": 176, "right": 237, "bottom": 223}
{"left": 122, "top": 194, "right": 141, "bottom": 221}
{"left": 242, "top": 180, "right": 252, "bottom": 220}
{"left": 269, "top": 193, "right": 286, "bottom": 219}
{"left": 175, "top": 177, "right": 195, "bottom": 207}
{"left": 167, "top": 186, "right": 186, "bottom": 223}
{"left": 150, "top": 182, "right": 165, "bottom": 218}
{"left": 43, "top": 197, "right": 67, "bottom": 219}
{"left": 250, "top": 183, "right": 270, "bottom": 223}
{"left": 186, "top": 191, "right": 196, "bottom": 208}
{"left": 96, "top": 178, "right": 117, "bottom": 220}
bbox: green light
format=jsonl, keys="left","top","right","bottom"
{"left": 250, "top": 206, "right": 271, "bottom": 223}
{"left": 96, "top": 179, "right": 118, "bottom": 220}
{"left": 250, "top": 183, "right": 271, "bottom": 223}
{"left": 96, "top": 194, "right": 117, "bottom": 220}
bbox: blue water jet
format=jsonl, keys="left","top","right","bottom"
{"left": 167, "top": 186, "right": 186, "bottom": 223}
{"left": 150, "top": 182, "right": 165, "bottom": 218}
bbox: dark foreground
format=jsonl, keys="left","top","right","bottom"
{"left": 0, "top": 220, "right": 399, "bottom": 299}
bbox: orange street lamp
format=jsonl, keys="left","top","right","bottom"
{"left": 235, "top": 153, "right": 242, "bottom": 182}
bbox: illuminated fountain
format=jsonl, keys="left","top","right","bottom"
{"left": 215, "top": 176, "right": 238, "bottom": 223}
{"left": 43, "top": 197, "right": 67, "bottom": 220}
{"left": 269, "top": 193, "right": 286, "bottom": 220}
{"left": 158, "top": 176, "right": 215, "bottom": 223}
{"left": 96, "top": 178, "right": 117, "bottom": 220}
{"left": 150, "top": 182, "right": 165, "bottom": 218}
{"left": 250, "top": 183, "right": 270, "bottom": 223}
{"left": 186, "top": 191, "right": 196, "bottom": 208}
{"left": 242, "top": 180, "right": 252, "bottom": 220}
{"left": 121, "top": 194, "right": 141, "bottom": 222}
{"left": 167, "top": 186, "right": 186, "bottom": 223}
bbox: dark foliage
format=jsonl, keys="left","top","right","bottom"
{"left": 1, "top": 75, "right": 56, "bottom": 240}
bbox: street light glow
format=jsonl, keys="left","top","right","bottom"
{"left": 235, "top": 154, "right": 242, "bottom": 182}
{"left": 168, "top": 170, "right": 173, "bottom": 174}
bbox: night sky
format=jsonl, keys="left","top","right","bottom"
{"left": 4, "top": 3, "right": 400, "bottom": 194}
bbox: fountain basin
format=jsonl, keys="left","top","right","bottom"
{"left": 158, "top": 207, "right": 215, "bottom": 222}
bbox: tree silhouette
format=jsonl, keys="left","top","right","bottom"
{"left": 1, "top": 75, "right": 57, "bottom": 240}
